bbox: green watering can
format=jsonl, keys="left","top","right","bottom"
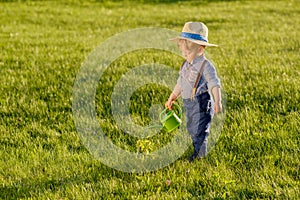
{"left": 159, "top": 103, "right": 182, "bottom": 133}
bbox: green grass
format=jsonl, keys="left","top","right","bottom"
{"left": 1, "top": 0, "right": 299, "bottom": 199}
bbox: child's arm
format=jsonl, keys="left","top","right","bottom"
{"left": 165, "top": 84, "right": 181, "bottom": 110}
{"left": 212, "top": 86, "right": 222, "bottom": 114}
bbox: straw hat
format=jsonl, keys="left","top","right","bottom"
{"left": 170, "top": 22, "right": 217, "bottom": 47}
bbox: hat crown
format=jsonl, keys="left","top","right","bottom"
{"left": 169, "top": 21, "right": 217, "bottom": 47}
{"left": 182, "top": 22, "right": 208, "bottom": 41}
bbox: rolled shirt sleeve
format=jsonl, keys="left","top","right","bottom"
{"left": 203, "top": 61, "right": 220, "bottom": 92}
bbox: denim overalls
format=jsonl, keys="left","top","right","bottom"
{"left": 183, "top": 88, "right": 214, "bottom": 158}
{"left": 178, "top": 56, "right": 217, "bottom": 158}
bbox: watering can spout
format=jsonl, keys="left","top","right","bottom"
{"left": 159, "top": 103, "right": 182, "bottom": 133}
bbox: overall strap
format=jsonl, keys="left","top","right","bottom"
{"left": 191, "top": 60, "right": 207, "bottom": 99}
{"left": 179, "top": 60, "right": 186, "bottom": 71}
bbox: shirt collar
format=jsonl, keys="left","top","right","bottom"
{"left": 190, "top": 54, "right": 205, "bottom": 65}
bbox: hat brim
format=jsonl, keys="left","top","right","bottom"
{"left": 169, "top": 36, "right": 218, "bottom": 47}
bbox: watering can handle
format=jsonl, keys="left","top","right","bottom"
{"left": 173, "top": 103, "right": 182, "bottom": 119}
{"left": 159, "top": 108, "right": 168, "bottom": 122}
{"left": 159, "top": 103, "right": 182, "bottom": 121}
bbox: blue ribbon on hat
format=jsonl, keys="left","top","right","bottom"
{"left": 180, "top": 32, "right": 208, "bottom": 42}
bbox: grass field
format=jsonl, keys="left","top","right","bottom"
{"left": 1, "top": 0, "right": 299, "bottom": 199}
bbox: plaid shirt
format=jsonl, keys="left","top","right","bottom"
{"left": 173, "top": 54, "right": 220, "bottom": 99}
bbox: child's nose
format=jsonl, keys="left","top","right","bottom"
{"left": 177, "top": 43, "right": 184, "bottom": 51}
{"left": 177, "top": 42, "right": 181, "bottom": 49}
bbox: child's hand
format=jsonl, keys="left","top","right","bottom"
{"left": 212, "top": 87, "right": 222, "bottom": 114}
{"left": 165, "top": 100, "right": 174, "bottom": 110}
{"left": 165, "top": 92, "right": 178, "bottom": 110}
{"left": 214, "top": 101, "right": 222, "bottom": 114}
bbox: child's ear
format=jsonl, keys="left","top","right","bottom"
{"left": 199, "top": 45, "right": 204, "bottom": 51}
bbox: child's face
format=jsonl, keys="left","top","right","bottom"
{"left": 177, "top": 39, "right": 202, "bottom": 63}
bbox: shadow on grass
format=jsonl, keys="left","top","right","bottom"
{"left": 103, "top": 0, "right": 241, "bottom": 2}
{"left": 1, "top": 0, "right": 241, "bottom": 2}
{"left": 0, "top": 163, "right": 135, "bottom": 199}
